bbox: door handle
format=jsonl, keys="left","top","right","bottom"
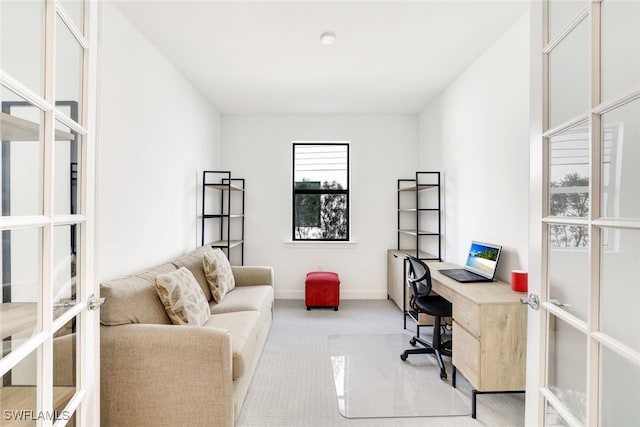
{"left": 520, "top": 293, "right": 539, "bottom": 310}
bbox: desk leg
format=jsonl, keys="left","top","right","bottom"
{"left": 452, "top": 365, "right": 457, "bottom": 388}
{"left": 472, "top": 390, "right": 477, "bottom": 418}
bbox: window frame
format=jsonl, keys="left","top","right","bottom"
{"left": 291, "top": 141, "right": 350, "bottom": 242}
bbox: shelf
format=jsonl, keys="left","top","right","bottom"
{"left": 0, "top": 303, "right": 36, "bottom": 340}
{"left": 396, "top": 248, "right": 438, "bottom": 259}
{"left": 1, "top": 112, "right": 75, "bottom": 141}
{"left": 398, "top": 184, "right": 438, "bottom": 192}
{"left": 406, "top": 309, "right": 434, "bottom": 326}
{"left": 398, "top": 208, "right": 440, "bottom": 213}
{"left": 208, "top": 240, "right": 243, "bottom": 249}
{"left": 201, "top": 171, "right": 245, "bottom": 265}
{"left": 203, "top": 214, "right": 244, "bottom": 219}
{"left": 397, "top": 171, "right": 441, "bottom": 262}
{"left": 204, "top": 183, "right": 244, "bottom": 191}
{"left": 398, "top": 229, "right": 439, "bottom": 236}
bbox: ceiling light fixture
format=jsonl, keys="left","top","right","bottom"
{"left": 320, "top": 32, "right": 336, "bottom": 45}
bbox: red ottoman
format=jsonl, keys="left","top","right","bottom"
{"left": 305, "top": 272, "right": 340, "bottom": 311}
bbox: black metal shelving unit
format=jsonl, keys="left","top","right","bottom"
{"left": 397, "top": 171, "right": 441, "bottom": 260}
{"left": 201, "top": 170, "right": 245, "bottom": 265}
{"left": 397, "top": 171, "right": 442, "bottom": 333}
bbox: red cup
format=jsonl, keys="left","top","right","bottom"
{"left": 511, "top": 270, "right": 528, "bottom": 292}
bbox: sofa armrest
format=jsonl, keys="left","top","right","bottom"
{"left": 231, "top": 266, "right": 274, "bottom": 287}
{"left": 101, "top": 324, "right": 233, "bottom": 427}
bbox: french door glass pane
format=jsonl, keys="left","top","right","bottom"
{"left": 547, "top": 315, "right": 587, "bottom": 425}
{"left": 601, "top": 98, "right": 640, "bottom": 219}
{"left": 59, "top": 0, "right": 85, "bottom": 36}
{"left": 0, "top": 227, "right": 42, "bottom": 360}
{"left": 600, "top": 227, "right": 640, "bottom": 352}
{"left": 53, "top": 325, "right": 77, "bottom": 425}
{"left": 548, "top": 16, "right": 590, "bottom": 129}
{"left": 55, "top": 16, "right": 83, "bottom": 124}
{"left": 600, "top": 345, "right": 640, "bottom": 427}
{"left": 548, "top": 225, "right": 589, "bottom": 322}
{"left": 0, "top": 0, "right": 45, "bottom": 97}
{"left": 548, "top": 123, "right": 590, "bottom": 218}
{"left": 54, "top": 121, "right": 81, "bottom": 216}
{"left": 53, "top": 225, "right": 80, "bottom": 314}
{"left": 1, "top": 86, "right": 44, "bottom": 217}
{"left": 545, "top": 400, "right": 571, "bottom": 426}
{"left": 601, "top": 0, "right": 640, "bottom": 102}
{"left": 0, "top": 347, "right": 40, "bottom": 421}
{"left": 548, "top": 0, "right": 589, "bottom": 43}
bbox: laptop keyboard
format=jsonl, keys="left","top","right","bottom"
{"left": 440, "top": 269, "right": 484, "bottom": 281}
{"left": 448, "top": 270, "right": 475, "bottom": 279}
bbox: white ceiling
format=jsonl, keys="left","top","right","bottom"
{"left": 113, "top": 1, "right": 529, "bottom": 114}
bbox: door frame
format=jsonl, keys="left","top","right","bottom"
{"left": 524, "top": 1, "right": 545, "bottom": 425}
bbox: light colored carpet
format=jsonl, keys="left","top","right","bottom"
{"left": 236, "top": 299, "right": 525, "bottom": 427}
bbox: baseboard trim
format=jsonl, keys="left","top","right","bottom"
{"left": 274, "top": 290, "right": 388, "bottom": 300}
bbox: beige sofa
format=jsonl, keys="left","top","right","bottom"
{"left": 99, "top": 245, "right": 274, "bottom": 427}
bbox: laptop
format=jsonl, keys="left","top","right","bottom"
{"left": 439, "top": 241, "right": 502, "bottom": 283}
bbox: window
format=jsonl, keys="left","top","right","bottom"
{"left": 548, "top": 124, "right": 618, "bottom": 248}
{"left": 292, "top": 142, "right": 349, "bottom": 241}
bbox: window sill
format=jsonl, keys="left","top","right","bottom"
{"left": 283, "top": 240, "right": 358, "bottom": 248}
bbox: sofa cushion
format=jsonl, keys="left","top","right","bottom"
{"left": 203, "top": 249, "right": 235, "bottom": 303}
{"left": 230, "top": 265, "right": 274, "bottom": 287}
{"left": 204, "top": 311, "right": 261, "bottom": 380}
{"left": 100, "top": 262, "right": 176, "bottom": 326}
{"left": 171, "top": 245, "right": 213, "bottom": 302}
{"left": 156, "top": 267, "right": 211, "bottom": 326}
{"left": 210, "top": 285, "right": 274, "bottom": 316}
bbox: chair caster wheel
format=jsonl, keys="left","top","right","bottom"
{"left": 440, "top": 371, "right": 447, "bottom": 380}
{"left": 400, "top": 353, "right": 408, "bottom": 361}
{"left": 307, "top": 307, "right": 310, "bottom": 311}
{"left": 409, "top": 338, "right": 417, "bottom": 346}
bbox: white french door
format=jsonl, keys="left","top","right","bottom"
{"left": 0, "top": 1, "right": 99, "bottom": 426}
{"left": 527, "top": 1, "right": 640, "bottom": 426}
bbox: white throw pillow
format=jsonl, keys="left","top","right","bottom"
{"left": 155, "top": 267, "right": 211, "bottom": 326}
{"left": 203, "top": 248, "right": 236, "bottom": 303}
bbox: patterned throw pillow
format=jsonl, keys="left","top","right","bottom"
{"left": 155, "top": 267, "right": 211, "bottom": 326}
{"left": 203, "top": 248, "right": 236, "bottom": 303}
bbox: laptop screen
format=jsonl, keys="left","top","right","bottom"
{"left": 464, "top": 241, "right": 502, "bottom": 279}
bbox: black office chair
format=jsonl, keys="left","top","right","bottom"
{"left": 400, "top": 255, "right": 453, "bottom": 380}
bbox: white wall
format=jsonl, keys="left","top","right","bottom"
{"left": 98, "top": 2, "right": 221, "bottom": 281}
{"left": 221, "top": 115, "right": 418, "bottom": 299}
{"left": 418, "top": 12, "right": 531, "bottom": 281}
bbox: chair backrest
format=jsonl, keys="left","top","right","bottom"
{"left": 406, "top": 255, "right": 433, "bottom": 298}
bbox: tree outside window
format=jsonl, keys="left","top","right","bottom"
{"left": 549, "top": 172, "right": 590, "bottom": 247}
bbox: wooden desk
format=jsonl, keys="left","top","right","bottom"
{"left": 427, "top": 261, "right": 527, "bottom": 417}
